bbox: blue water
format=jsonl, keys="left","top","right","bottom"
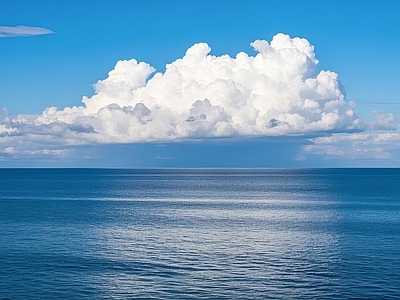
{"left": 0, "top": 168, "right": 399, "bottom": 299}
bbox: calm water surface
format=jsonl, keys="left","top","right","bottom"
{"left": 0, "top": 168, "right": 399, "bottom": 299}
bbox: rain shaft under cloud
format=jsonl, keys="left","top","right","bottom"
{"left": 1, "top": 33, "right": 365, "bottom": 159}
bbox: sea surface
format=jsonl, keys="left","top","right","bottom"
{"left": 0, "top": 168, "right": 399, "bottom": 299}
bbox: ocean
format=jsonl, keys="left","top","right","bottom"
{"left": 0, "top": 168, "right": 399, "bottom": 299}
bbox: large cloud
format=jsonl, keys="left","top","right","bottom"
{"left": 2, "top": 33, "right": 365, "bottom": 156}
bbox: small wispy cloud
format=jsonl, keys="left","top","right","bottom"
{"left": 0, "top": 25, "right": 54, "bottom": 37}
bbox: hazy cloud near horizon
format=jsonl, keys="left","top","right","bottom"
{"left": 1, "top": 33, "right": 399, "bottom": 163}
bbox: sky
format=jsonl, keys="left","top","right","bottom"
{"left": 1, "top": 0, "right": 400, "bottom": 168}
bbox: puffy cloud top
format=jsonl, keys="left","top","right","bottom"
{"left": 18, "top": 34, "right": 363, "bottom": 143}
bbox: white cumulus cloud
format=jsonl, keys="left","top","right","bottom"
{"left": 0, "top": 25, "right": 54, "bottom": 37}
{"left": 370, "top": 110, "right": 398, "bottom": 131}
{"left": 16, "top": 33, "right": 362, "bottom": 145}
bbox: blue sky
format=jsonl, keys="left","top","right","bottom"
{"left": 1, "top": 0, "right": 400, "bottom": 167}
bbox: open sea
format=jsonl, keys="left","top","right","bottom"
{"left": 0, "top": 168, "right": 399, "bottom": 299}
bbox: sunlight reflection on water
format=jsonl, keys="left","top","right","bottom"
{"left": 92, "top": 194, "right": 341, "bottom": 298}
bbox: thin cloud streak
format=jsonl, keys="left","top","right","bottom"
{"left": 0, "top": 25, "right": 54, "bottom": 37}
